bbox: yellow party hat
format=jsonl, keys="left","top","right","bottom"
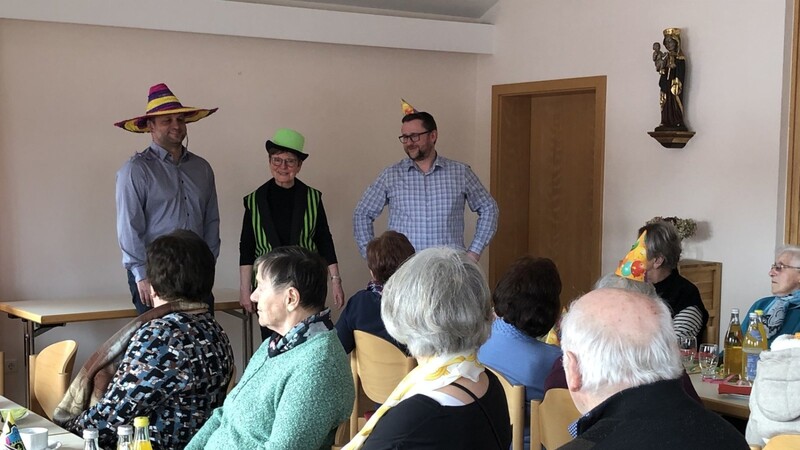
{"left": 615, "top": 230, "right": 648, "bottom": 282}
{"left": 401, "top": 98, "right": 417, "bottom": 115}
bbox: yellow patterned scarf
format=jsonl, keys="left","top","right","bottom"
{"left": 343, "top": 352, "right": 484, "bottom": 450}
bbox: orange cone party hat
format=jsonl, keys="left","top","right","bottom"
{"left": 615, "top": 231, "right": 648, "bottom": 282}
{"left": 401, "top": 99, "right": 417, "bottom": 115}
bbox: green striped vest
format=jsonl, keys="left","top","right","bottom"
{"left": 244, "top": 185, "right": 321, "bottom": 259}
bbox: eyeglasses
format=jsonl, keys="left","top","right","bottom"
{"left": 771, "top": 263, "right": 800, "bottom": 272}
{"left": 398, "top": 130, "right": 432, "bottom": 144}
{"left": 270, "top": 156, "right": 299, "bottom": 168}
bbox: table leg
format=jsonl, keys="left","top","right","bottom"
{"left": 23, "top": 320, "right": 34, "bottom": 407}
{"left": 243, "top": 313, "right": 252, "bottom": 369}
{"left": 220, "top": 310, "right": 254, "bottom": 370}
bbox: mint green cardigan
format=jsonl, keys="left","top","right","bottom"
{"left": 187, "top": 331, "right": 354, "bottom": 450}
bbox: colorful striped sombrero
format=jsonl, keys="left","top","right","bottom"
{"left": 114, "top": 83, "right": 218, "bottom": 133}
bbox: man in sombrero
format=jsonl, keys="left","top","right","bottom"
{"left": 115, "top": 83, "right": 220, "bottom": 314}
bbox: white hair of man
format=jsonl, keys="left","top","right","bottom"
{"left": 593, "top": 273, "right": 657, "bottom": 297}
{"left": 381, "top": 246, "right": 492, "bottom": 358}
{"left": 561, "top": 288, "right": 682, "bottom": 401}
{"left": 776, "top": 244, "right": 800, "bottom": 265}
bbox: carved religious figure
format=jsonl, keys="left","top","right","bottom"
{"left": 653, "top": 28, "right": 687, "bottom": 130}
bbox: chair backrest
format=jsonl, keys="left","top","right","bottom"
{"left": 352, "top": 331, "right": 416, "bottom": 402}
{"left": 533, "top": 387, "right": 581, "bottom": 450}
{"left": 487, "top": 368, "right": 526, "bottom": 450}
{"left": 763, "top": 434, "right": 800, "bottom": 450}
{"left": 349, "top": 331, "right": 416, "bottom": 439}
{"left": 29, "top": 340, "right": 78, "bottom": 420}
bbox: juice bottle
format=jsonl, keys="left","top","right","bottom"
{"left": 723, "top": 308, "right": 743, "bottom": 378}
{"left": 132, "top": 417, "right": 153, "bottom": 450}
{"left": 741, "top": 312, "right": 764, "bottom": 383}
{"left": 754, "top": 309, "right": 769, "bottom": 350}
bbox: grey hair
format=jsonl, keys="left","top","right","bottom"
{"left": 593, "top": 273, "right": 657, "bottom": 297}
{"left": 561, "top": 289, "right": 682, "bottom": 393}
{"left": 638, "top": 221, "right": 682, "bottom": 269}
{"left": 381, "top": 247, "right": 492, "bottom": 358}
{"left": 776, "top": 245, "right": 800, "bottom": 266}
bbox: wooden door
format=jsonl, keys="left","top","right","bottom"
{"left": 490, "top": 77, "right": 606, "bottom": 307}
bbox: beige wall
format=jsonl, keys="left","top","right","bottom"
{"left": 476, "top": 0, "right": 791, "bottom": 336}
{"left": 0, "top": 19, "right": 479, "bottom": 401}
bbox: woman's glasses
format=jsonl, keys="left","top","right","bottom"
{"left": 771, "top": 263, "right": 800, "bottom": 272}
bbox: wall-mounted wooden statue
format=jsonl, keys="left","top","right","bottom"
{"left": 648, "top": 28, "right": 695, "bottom": 148}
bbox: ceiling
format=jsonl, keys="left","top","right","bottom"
{"left": 229, "top": 0, "right": 498, "bottom": 22}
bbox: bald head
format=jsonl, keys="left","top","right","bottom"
{"left": 561, "top": 288, "right": 682, "bottom": 412}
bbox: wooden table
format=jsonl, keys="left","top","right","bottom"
{"left": 690, "top": 373, "right": 751, "bottom": 419}
{"left": 1, "top": 395, "right": 84, "bottom": 449}
{"left": 0, "top": 288, "right": 254, "bottom": 407}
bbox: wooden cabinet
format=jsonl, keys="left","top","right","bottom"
{"left": 678, "top": 260, "right": 722, "bottom": 345}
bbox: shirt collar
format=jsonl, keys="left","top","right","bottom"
{"left": 149, "top": 142, "right": 188, "bottom": 163}
{"left": 403, "top": 152, "right": 445, "bottom": 173}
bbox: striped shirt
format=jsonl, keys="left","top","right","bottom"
{"left": 353, "top": 154, "right": 498, "bottom": 257}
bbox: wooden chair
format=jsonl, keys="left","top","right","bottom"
{"left": 330, "top": 422, "right": 350, "bottom": 450}
{"left": 487, "top": 368, "right": 526, "bottom": 450}
{"left": 0, "top": 351, "right": 5, "bottom": 396}
{"left": 349, "top": 331, "right": 416, "bottom": 439}
{"left": 531, "top": 387, "right": 581, "bottom": 450}
{"left": 762, "top": 434, "right": 800, "bottom": 450}
{"left": 28, "top": 340, "right": 78, "bottom": 419}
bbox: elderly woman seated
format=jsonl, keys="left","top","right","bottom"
{"left": 344, "top": 247, "right": 511, "bottom": 450}
{"left": 478, "top": 256, "right": 562, "bottom": 450}
{"left": 336, "top": 230, "right": 414, "bottom": 353}
{"left": 187, "top": 246, "right": 353, "bottom": 450}
{"left": 56, "top": 230, "right": 234, "bottom": 449}
{"left": 639, "top": 220, "right": 708, "bottom": 341}
{"left": 742, "top": 245, "right": 800, "bottom": 347}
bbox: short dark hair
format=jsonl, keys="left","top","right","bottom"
{"left": 367, "top": 231, "right": 415, "bottom": 284}
{"left": 492, "top": 256, "right": 561, "bottom": 338}
{"left": 254, "top": 246, "right": 328, "bottom": 311}
{"left": 146, "top": 229, "right": 215, "bottom": 302}
{"left": 402, "top": 111, "right": 437, "bottom": 132}
{"left": 638, "top": 221, "right": 682, "bottom": 269}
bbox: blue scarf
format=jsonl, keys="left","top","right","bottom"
{"left": 268, "top": 308, "right": 333, "bottom": 357}
{"left": 763, "top": 290, "right": 800, "bottom": 340}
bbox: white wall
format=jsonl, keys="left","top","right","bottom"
{"left": 0, "top": 18, "right": 479, "bottom": 401}
{"left": 475, "top": 0, "right": 791, "bottom": 338}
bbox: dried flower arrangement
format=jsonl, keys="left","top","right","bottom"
{"left": 647, "top": 216, "right": 697, "bottom": 240}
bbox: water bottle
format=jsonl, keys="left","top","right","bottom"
{"left": 83, "top": 427, "right": 100, "bottom": 450}
{"left": 723, "top": 308, "right": 743, "bottom": 378}
{"left": 117, "top": 424, "right": 133, "bottom": 450}
{"left": 741, "top": 312, "right": 764, "bottom": 383}
{"left": 132, "top": 417, "right": 153, "bottom": 450}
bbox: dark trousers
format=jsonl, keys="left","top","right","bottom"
{"left": 127, "top": 270, "right": 214, "bottom": 315}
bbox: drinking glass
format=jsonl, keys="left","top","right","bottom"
{"left": 698, "top": 343, "right": 720, "bottom": 379}
{"left": 678, "top": 336, "right": 697, "bottom": 371}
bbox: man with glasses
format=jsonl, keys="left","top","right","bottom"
{"left": 353, "top": 110, "right": 498, "bottom": 262}
{"left": 115, "top": 83, "right": 220, "bottom": 314}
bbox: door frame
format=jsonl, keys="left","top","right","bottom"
{"left": 488, "top": 76, "right": 607, "bottom": 288}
